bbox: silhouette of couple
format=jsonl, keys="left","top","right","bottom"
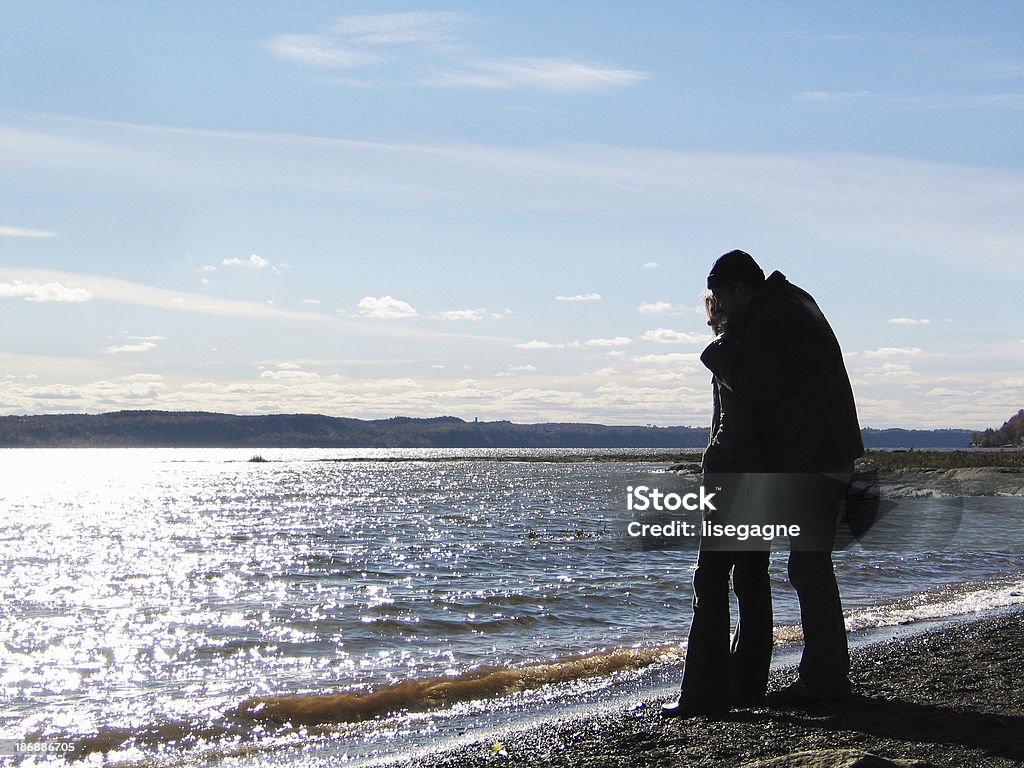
{"left": 662, "top": 250, "right": 863, "bottom": 718}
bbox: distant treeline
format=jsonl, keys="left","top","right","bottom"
{"left": 0, "top": 411, "right": 709, "bottom": 449}
{"left": 0, "top": 410, "right": 977, "bottom": 449}
{"left": 971, "top": 409, "right": 1024, "bottom": 447}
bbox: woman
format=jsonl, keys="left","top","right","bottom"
{"left": 662, "top": 292, "right": 773, "bottom": 717}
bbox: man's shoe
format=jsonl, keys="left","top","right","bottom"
{"left": 660, "top": 699, "right": 727, "bottom": 719}
{"left": 766, "top": 679, "right": 851, "bottom": 708}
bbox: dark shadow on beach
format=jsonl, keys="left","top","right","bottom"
{"left": 772, "top": 694, "right": 1024, "bottom": 763}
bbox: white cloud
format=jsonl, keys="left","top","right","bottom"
{"left": 0, "top": 280, "right": 91, "bottom": 303}
{"left": 638, "top": 300, "right": 676, "bottom": 314}
{"left": 438, "top": 308, "right": 486, "bottom": 321}
{"left": 888, "top": 317, "right": 931, "bottom": 325}
{"left": 105, "top": 342, "right": 157, "bottom": 354}
{"left": 222, "top": 253, "right": 270, "bottom": 269}
{"left": 259, "top": 369, "right": 322, "bottom": 381}
{"left": 104, "top": 334, "right": 163, "bottom": 354}
{"left": 584, "top": 337, "right": 631, "bottom": 347}
{"left": 555, "top": 293, "right": 602, "bottom": 302}
{"left": 358, "top": 295, "right": 418, "bottom": 319}
{"left": 515, "top": 340, "right": 564, "bottom": 350}
{"left": 641, "top": 328, "right": 706, "bottom": 344}
{"left": 632, "top": 352, "right": 702, "bottom": 365}
{"left": 643, "top": 261, "right": 660, "bottom": 269}
{"left": 2, "top": 345, "right": 1013, "bottom": 428}
{"left": 0, "top": 225, "right": 58, "bottom": 238}
{"left": 863, "top": 346, "right": 925, "bottom": 358}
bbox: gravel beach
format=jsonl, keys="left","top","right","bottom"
{"left": 398, "top": 609, "right": 1024, "bottom": 768}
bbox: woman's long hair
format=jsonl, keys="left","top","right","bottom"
{"left": 702, "top": 290, "right": 727, "bottom": 337}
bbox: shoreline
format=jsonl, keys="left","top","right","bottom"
{"left": 392, "top": 607, "right": 1024, "bottom": 768}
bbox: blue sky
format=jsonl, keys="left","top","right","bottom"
{"left": 1, "top": 1, "right": 1022, "bottom": 428}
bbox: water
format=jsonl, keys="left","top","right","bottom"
{"left": 1, "top": 448, "right": 1022, "bottom": 765}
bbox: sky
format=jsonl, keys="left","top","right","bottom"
{"left": 1, "top": 1, "right": 1022, "bottom": 429}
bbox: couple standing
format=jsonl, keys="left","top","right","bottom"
{"left": 662, "top": 250, "right": 864, "bottom": 717}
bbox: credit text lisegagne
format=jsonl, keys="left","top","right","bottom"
{"left": 625, "top": 485, "right": 801, "bottom": 542}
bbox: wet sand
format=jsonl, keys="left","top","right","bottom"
{"left": 398, "top": 609, "right": 1024, "bottom": 768}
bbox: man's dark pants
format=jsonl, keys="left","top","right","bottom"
{"left": 781, "top": 469, "right": 854, "bottom": 691}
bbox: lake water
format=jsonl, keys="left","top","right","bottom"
{"left": 1, "top": 448, "right": 1022, "bottom": 765}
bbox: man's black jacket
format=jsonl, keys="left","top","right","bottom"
{"left": 701, "top": 271, "right": 864, "bottom": 472}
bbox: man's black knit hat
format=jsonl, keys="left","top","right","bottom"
{"left": 707, "top": 250, "right": 765, "bottom": 290}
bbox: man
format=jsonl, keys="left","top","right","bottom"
{"left": 700, "top": 249, "right": 863, "bottom": 706}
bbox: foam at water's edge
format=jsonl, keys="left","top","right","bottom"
{"left": 844, "top": 573, "right": 1024, "bottom": 633}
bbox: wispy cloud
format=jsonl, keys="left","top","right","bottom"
{"left": 266, "top": 34, "right": 384, "bottom": 69}
{"left": 266, "top": 12, "right": 646, "bottom": 92}
{"left": 0, "top": 224, "right": 58, "bottom": 238}
{"left": 331, "top": 12, "right": 463, "bottom": 44}
{"left": 889, "top": 317, "right": 931, "bottom": 325}
{"left": 426, "top": 57, "right": 648, "bottom": 92}
{"left": 0, "top": 268, "right": 330, "bottom": 322}
{"left": 6, "top": 116, "right": 1024, "bottom": 278}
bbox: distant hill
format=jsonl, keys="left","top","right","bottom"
{"left": 0, "top": 410, "right": 977, "bottom": 450}
{"left": 0, "top": 411, "right": 710, "bottom": 449}
{"left": 971, "top": 409, "right": 1024, "bottom": 447}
